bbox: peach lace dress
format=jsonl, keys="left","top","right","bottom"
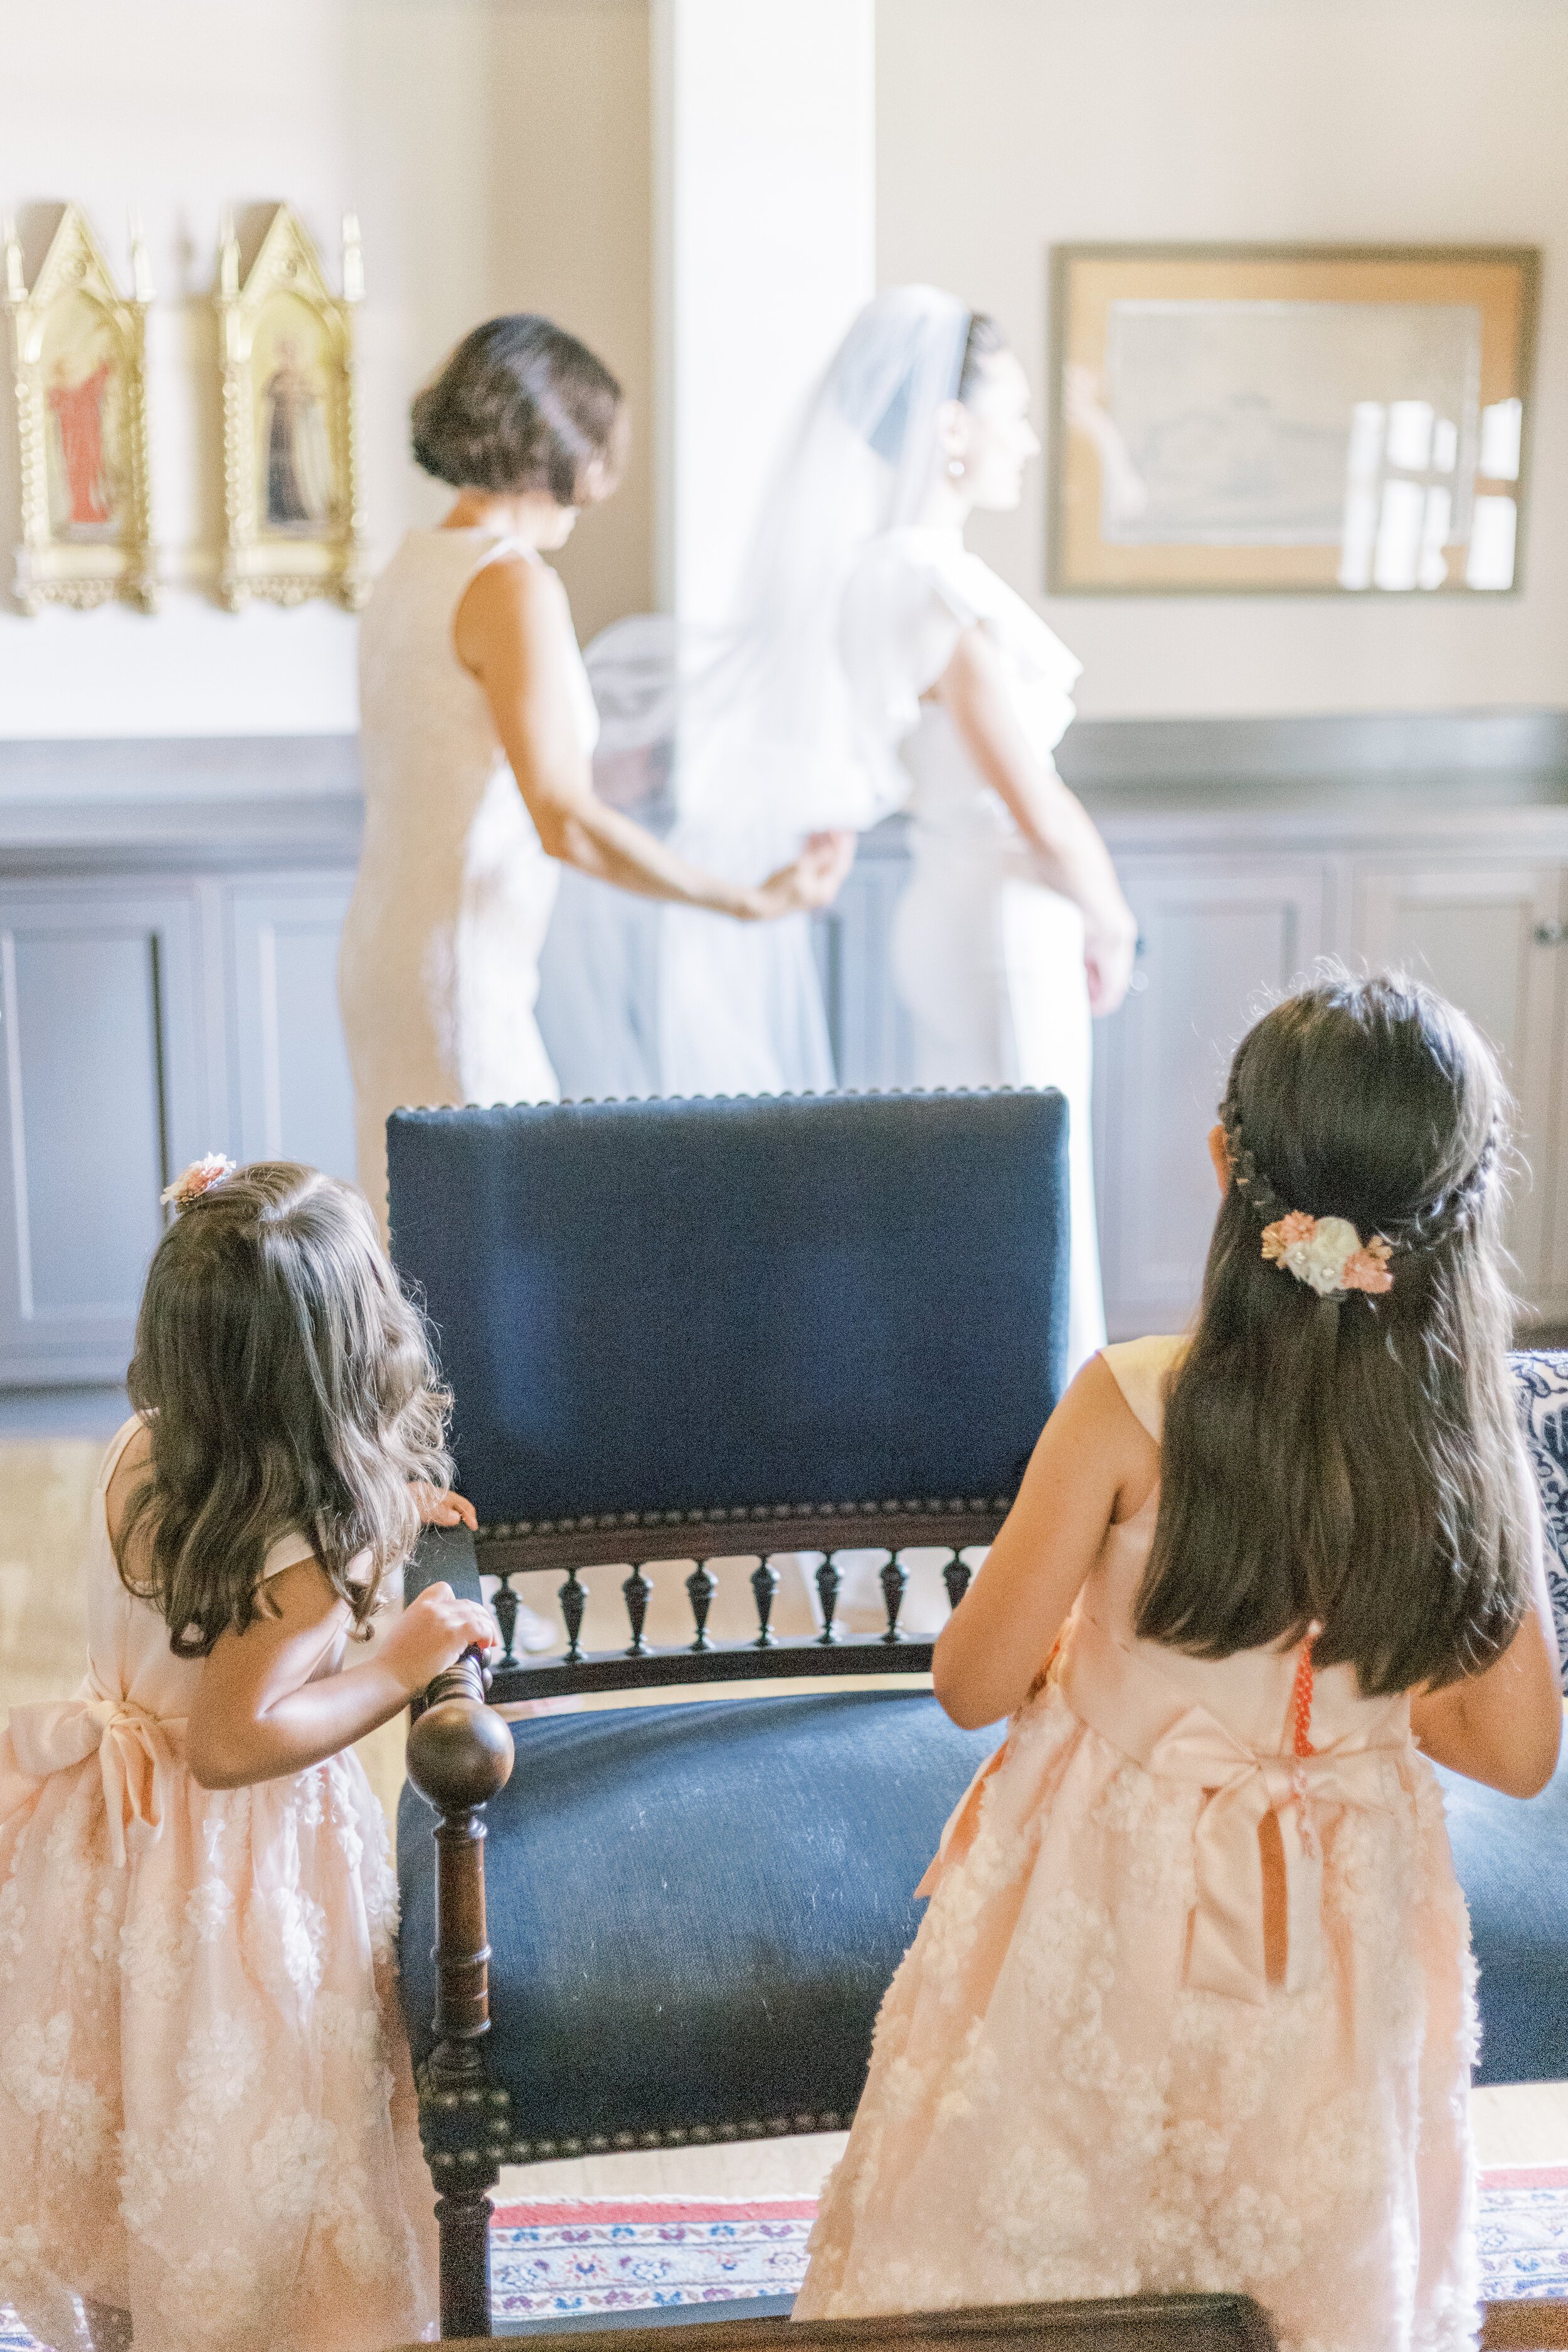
{"left": 0, "top": 1417, "right": 435, "bottom": 2352}
{"left": 795, "top": 1335, "right": 1480, "bottom": 2352}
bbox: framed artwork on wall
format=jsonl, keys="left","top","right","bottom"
{"left": 215, "top": 203, "right": 366, "bottom": 610}
{"left": 3, "top": 203, "right": 156, "bottom": 614}
{"left": 1047, "top": 243, "right": 1539, "bottom": 596}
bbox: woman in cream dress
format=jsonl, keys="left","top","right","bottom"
{"left": 341, "top": 314, "right": 850, "bottom": 1241}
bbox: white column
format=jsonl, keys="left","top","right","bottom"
{"left": 652, "top": 0, "right": 876, "bottom": 625}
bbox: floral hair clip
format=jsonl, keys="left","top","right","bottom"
{"left": 1261, "top": 1210, "right": 1393, "bottom": 1298}
{"left": 160, "top": 1155, "right": 236, "bottom": 1212}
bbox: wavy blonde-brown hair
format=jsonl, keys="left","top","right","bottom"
{"left": 117, "top": 1162, "right": 452, "bottom": 1655}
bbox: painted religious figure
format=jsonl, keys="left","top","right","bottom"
{"left": 258, "top": 322, "right": 334, "bottom": 532}
{"left": 42, "top": 295, "right": 120, "bottom": 538}
{"left": 215, "top": 203, "right": 364, "bottom": 608}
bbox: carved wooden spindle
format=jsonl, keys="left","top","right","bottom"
{"left": 622, "top": 1562, "right": 652, "bottom": 1656}
{"left": 490, "top": 1572, "right": 520, "bottom": 1668}
{"left": 750, "top": 1557, "right": 780, "bottom": 1647}
{"left": 559, "top": 1567, "right": 586, "bottom": 1663}
{"left": 815, "top": 1554, "right": 841, "bottom": 1644}
{"left": 879, "top": 1552, "right": 908, "bottom": 1644}
{"left": 686, "top": 1560, "right": 716, "bottom": 1651}
{"left": 942, "top": 1552, "right": 973, "bottom": 1613}
{"left": 405, "top": 1646, "right": 516, "bottom": 2343}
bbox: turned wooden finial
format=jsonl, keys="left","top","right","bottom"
{"left": 407, "top": 1650, "right": 514, "bottom": 1813}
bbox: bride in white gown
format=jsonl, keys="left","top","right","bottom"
{"left": 565, "top": 287, "right": 1134, "bottom": 1373}
{"left": 840, "top": 296, "right": 1137, "bottom": 1372}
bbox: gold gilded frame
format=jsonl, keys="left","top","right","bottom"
{"left": 215, "top": 203, "right": 365, "bottom": 610}
{"left": 1047, "top": 242, "right": 1540, "bottom": 596}
{"left": 3, "top": 204, "right": 156, "bottom": 614}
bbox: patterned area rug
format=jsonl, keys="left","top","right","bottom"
{"left": 491, "top": 2195, "right": 817, "bottom": 2325}
{"left": 3, "top": 2168, "right": 1565, "bottom": 2341}
{"left": 1480, "top": 2165, "right": 1568, "bottom": 2302}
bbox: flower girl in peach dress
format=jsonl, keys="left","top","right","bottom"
{"left": 0, "top": 1159, "right": 495, "bottom": 2352}
{"left": 796, "top": 974, "right": 1563, "bottom": 2352}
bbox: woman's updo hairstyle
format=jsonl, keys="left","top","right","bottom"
{"left": 411, "top": 315, "right": 624, "bottom": 506}
{"left": 957, "top": 312, "right": 1007, "bottom": 402}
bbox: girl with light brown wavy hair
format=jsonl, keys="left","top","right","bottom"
{"left": 0, "top": 1157, "right": 494, "bottom": 2352}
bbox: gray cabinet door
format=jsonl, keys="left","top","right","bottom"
{"left": 1095, "top": 857, "right": 1332, "bottom": 1340}
{"left": 813, "top": 819, "right": 913, "bottom": 1091}
{"left": 1353, "top": 859, "right": 1568, "bottom": 1322}
{"left": 0, "top": 884, "right": 208, "bottom": 1384}
{"left": 228, "top": 878, "right": 358, "bottom": 1183}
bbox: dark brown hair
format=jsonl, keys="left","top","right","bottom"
{"left": 117, "top": 1163, "right": 452, "bottom": 1656}
{"left": 958, "top": 311, "right": 1007, "bottom": 402}
{"left": 1136, "top": 971, "right": 1529, "bottom": 1695}
{"left": 410, "top": 314, "right": 624, "bottom": 504}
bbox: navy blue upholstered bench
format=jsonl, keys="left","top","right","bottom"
{"left": 389, "top": 1094, "right": 1568, "bottom": 2339}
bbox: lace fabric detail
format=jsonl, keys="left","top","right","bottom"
{"left": 798, "top": 1670, "right": 1478, "bottom": 2352}
{"left": 0, "top": 1743, "right": 431, "bottom": 2351}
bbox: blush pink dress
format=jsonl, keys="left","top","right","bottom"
{"left": 0, "top": 1418, "right": 436, "bottom": 2352}
{"left": 795, "top": 1335, "right": 1480, "bottom": 2352}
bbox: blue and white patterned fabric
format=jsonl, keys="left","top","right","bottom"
{"left": 1513, "top": 1350, "right": 1568, "bottom": 1690}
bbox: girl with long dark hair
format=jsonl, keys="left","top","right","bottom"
{"left": 796, "top": 972, "right": 1562, "bottom": 2351}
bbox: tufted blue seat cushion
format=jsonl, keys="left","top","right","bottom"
{"left": 1439, "top": 1749, "right": 1568, "bottom": 2085}
{"left": 398, "top": 1691, "right": 1005, "bottom": 2148}
{"left": 396, "top": 1301, "right": 1568, "bottom": 2122}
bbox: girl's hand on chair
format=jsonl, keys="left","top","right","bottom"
{"left": 411, "top": 1481, "right": 478, "bottom": 1529}
{"left": 381, "top": 1581, "right": 499, "bottom": 1697}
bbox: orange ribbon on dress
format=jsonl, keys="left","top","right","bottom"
{"left": 7, "top": 1676, "right": 185, "bottom": 1866}
{"left": 916, "top": 1613, "right": 1409, "bottom": 2006}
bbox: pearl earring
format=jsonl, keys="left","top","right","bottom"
{"left": 948, "top": 457, "right": 965, "bottom": 480}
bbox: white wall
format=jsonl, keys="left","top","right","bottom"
{"left": 0, "top": 0, "right": 494, "bottom": 740}
{"left": 877, "top": 0, "right": 1568, "bottom": 718}
{"left": 654, "top": 0, "right": 875, "bottom": 626}
{"left": 489, "top": 1, "right": 654, "bottom": 648}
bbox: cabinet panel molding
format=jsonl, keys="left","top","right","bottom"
{"left": 1353, "top": 861, "right": 1567, "bottom": 1313}
{"left": 228, "top": 879, "right": 358, "bottom": 1181}
{"left": 0, "top": 886, "right": 207, "bottom": 1384}
{"left": 1097, "top": 859, "right": 1330, "bottom": 1340}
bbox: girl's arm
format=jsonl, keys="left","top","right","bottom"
{"left": 1410, "top": 1483, "right": 1563, "bottom": 1799}
{"left": 933, "top": 1355, "right": 1157, "bottom": 1730}
{"left": 935, "top": 624, "right": 1138, "bottom": 1014}
{"left": 186, "top": 1569, "right": 497, "bottom": 1791}
{"left": 455, "top": 554, "right": 854, "bottom": 919}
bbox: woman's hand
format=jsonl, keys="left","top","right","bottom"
{"left": 411, "top": 1481, "right": 478, "bottom": 1530}
{"left": 1083, "top": 913, "right": 1138, "bottom": 1015}
{"left": 379, "top": 1581, "right": 499, "bottom": 1700}
{"left": 745, "top": 830, "right": 856, "bottom": 921}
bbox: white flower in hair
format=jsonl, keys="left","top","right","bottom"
{"left": 161, "top": 1154, "right": 236, "bottom": 1210}
{"left": 1261, "top": 1210, "right": 1393, "bottom": 1297}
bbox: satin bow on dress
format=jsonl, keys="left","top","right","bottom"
{"left": 6, "top": 1675, "right": 184, "bottom": 1865}
{"left": 919, "top": 1609, "right": 1413, "bottom": 2007}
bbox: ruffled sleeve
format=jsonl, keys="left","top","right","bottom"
{"left": 839, "top": 530, "right": 983, "bottom": 762}
{"left": 839, "top": 530, "right": 1084, "bottom": 812}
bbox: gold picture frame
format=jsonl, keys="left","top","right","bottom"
{"left": 1048, "top": 243, "right": 1540, "bottom": 596}
{"left": 3, "top": 204, "right": 156, "bottom": 614}
{"left": 215, "top": 203, "right": 366, "bottom": 610}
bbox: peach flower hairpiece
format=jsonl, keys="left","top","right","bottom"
{"left": 160, "top": 1154, "right": 236, "bottom": 1212}
{"left": 1261, "top": 1210, "right": 1393, "bottom": 1298}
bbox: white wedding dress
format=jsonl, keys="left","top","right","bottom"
{"left": 842, "top": 524, "right": 1106, "bottom": 1374}
{"left": 341, "top": 528, "right": 598, "bottom": 1238}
